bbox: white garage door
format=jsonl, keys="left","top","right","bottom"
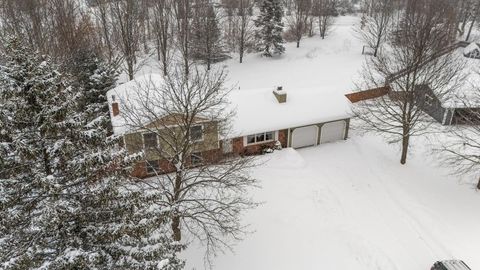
{"left": 292, "top": 126, "right": 318, "bottom": 149}
{"left": 320, "top": 121, "right": 345, "bottom": 144}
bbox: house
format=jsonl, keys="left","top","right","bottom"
{"left": 107, "top": 74, "right": 223, "bottom": 177}
{"left": 414, "top": 47, "right": 480, "bottom": 125}
{"left": 415, "top": 84, "right": 480, "bottom": 125}
{"left": 107, "top": 74, "right": 352, "bottom": 177}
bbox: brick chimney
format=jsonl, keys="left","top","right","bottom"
{"left": 111, "top": 95, "right": 120, "bottom": 116}
{"left": 273, "top": 86, "right": 287, "bottom": 103}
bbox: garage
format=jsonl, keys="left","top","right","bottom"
{"left": 291, "top": 125, "right": 318, "bottom": 149}
{"left": 320, "top": 120, "right": 346, "bottom": 144}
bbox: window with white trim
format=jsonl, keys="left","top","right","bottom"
{"left": 143, "top": 132, "right": 158, "bottom": 149}
{"left": 246, "top": 131, "right": 275, "bottom": 145}
{"left": 146, "top": 160, "right": 160, "bottom": 174}
{"left": 190, "top": 125, "right": 204, "bottom": 141}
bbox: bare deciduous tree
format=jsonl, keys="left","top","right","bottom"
{"left": 312, "top": 0, "right": 337, "bottom": 39}
{"left": 0, "top": 0, "right": 50, "bottom": 54}
{"left": 435, "top": 91, "right": 480, "bottom": 189}
{"left": 237, "top": 0, "right": 254, "bottom": 63}
{"left": 119, "top": 66, "right": 257, "bottom": 265}
{"left": 91, "top": 0, "right": 114, "bottom": 61}
{"left": 354, "top": 0, "right": 465, "bottom": 165}
{"left": 173, "top": 0, "right": 193, "bottom": 76}
{"left": 287, "top": 0, "right": 312, "bottom": 48}
{"left": 152, "top": 0, "right": 174, "bottom": 75}
{"left": 465, "top": 1, "right": 480, "bottom": 41}
{"left": 0, "top": 0, "right": 98, "bottom": 64}
{"left": 110, "top": 0, "right": 140, "bottom": 80}
{"left": 356, "top": 0, "right": 394, "bottom": 57}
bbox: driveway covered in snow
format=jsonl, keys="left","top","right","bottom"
{"left": 185, "top": 133, "right": 480, "bottom": 270}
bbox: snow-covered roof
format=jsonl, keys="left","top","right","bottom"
{"left": 229, "top": 87, "right": 352, "bottom": 137}
{"left": 464, "top": 42, "right": 480, "bottom": 55}
{"left": 107, "top": 73, "right": 353, "bottom": 137}
{"left": 442, "top": 48, "right": 480, "bottom": 108}
{"left": 107, "top": 74, "right": 165, "bottom": 135}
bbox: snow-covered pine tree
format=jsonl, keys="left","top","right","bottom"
{"left": 191, "top": 0, "right": 227, "bottom": 70}
{"left": 254, "top": 0, "right": 285, "bottom": 56}
{"left": 68, "top": 50, "right": 119, "bottom": 116}
{"left": 0, "top": 38, "right": 184, "bottom": 270}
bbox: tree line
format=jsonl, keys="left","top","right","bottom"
{"left": 0, "top": 0, "right": 354, "bottom": 80}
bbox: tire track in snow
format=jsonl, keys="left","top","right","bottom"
{"left": 348, "top": 140, "right": 455, "bottom": 261}
{"left": 298, "top": 140, "right": 454, "bottom": 269}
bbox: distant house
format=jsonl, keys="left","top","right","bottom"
{"left": 414, "top": 47, "right": 480, "bottom": 125}
{"left": 415, "top": 84, "right": 480, "bottom": 125}
{"left": 107, "top": 75, "right": 353, "bottom": 177}
{"left": 463, "top": 42, "right": 480, "bottom": 59}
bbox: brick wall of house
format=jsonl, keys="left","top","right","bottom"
{"left": 232, "top": 129, "right": 288, "bottom": 156}
{"left": 132, "top": 161, "right": 148, "bottom": 178}
{"left": 131, "top": 148, "right": 223, "bottom": 178}
{"left": 131, "top": 129, "right": 289, "bottom": 178}
{"left": 278, "top": 129, "right": 288, "bottom": 147}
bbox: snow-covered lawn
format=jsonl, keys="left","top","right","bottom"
{"left": 132, "top": 15, "right": 365, "bottom": 93}
{"left": 185, "top": 130, "right": 480, "bottom": 270}
{"left": 224, "top": 16, "right": 363, "bottom": 92}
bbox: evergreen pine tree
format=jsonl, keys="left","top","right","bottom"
{"left": 254, "top": 0, "right": 285, "bottom": 57}
{"left": 191, "top": 0, "right": 227, "bottom": 70}
{"left": 0, "top": 38, "right": 184, "bottom": 270}
{"left": 68, "top": 50, "right": 119, "bottom": 116}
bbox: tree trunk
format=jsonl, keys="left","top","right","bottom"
{"left": 239, "top": 28, "right": 245, "bottom": 63}
{"left": 172, "top": 171, "right": 183, "bottom": 241}
{"left": 42, "top": 147, "right": 51, "bottom": 175}
{"left": 374, "top": 35, "right": 381, "bottom": 57}
{"left": 400, "top": 133, "right": 410, "bottom": 165}
{"left": 477, "top": 177, "right": 480, "bottom": 190}
{"left": 296, "top": 40, "right": 300, "bottom": 48}
{"left": 171, "top": 215, "right": 181, "bottom": 241}
{"left": 157, "top": 38, "right": 161, "bottom": 61}
{"left": 163, "top": 61, "right": 168, "bottom": 76}
{"left": 466, "top": 17, "right": 476, "bottom": 41}
{"left": 127, "top": 61, "right": 134, "bottom": 80}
